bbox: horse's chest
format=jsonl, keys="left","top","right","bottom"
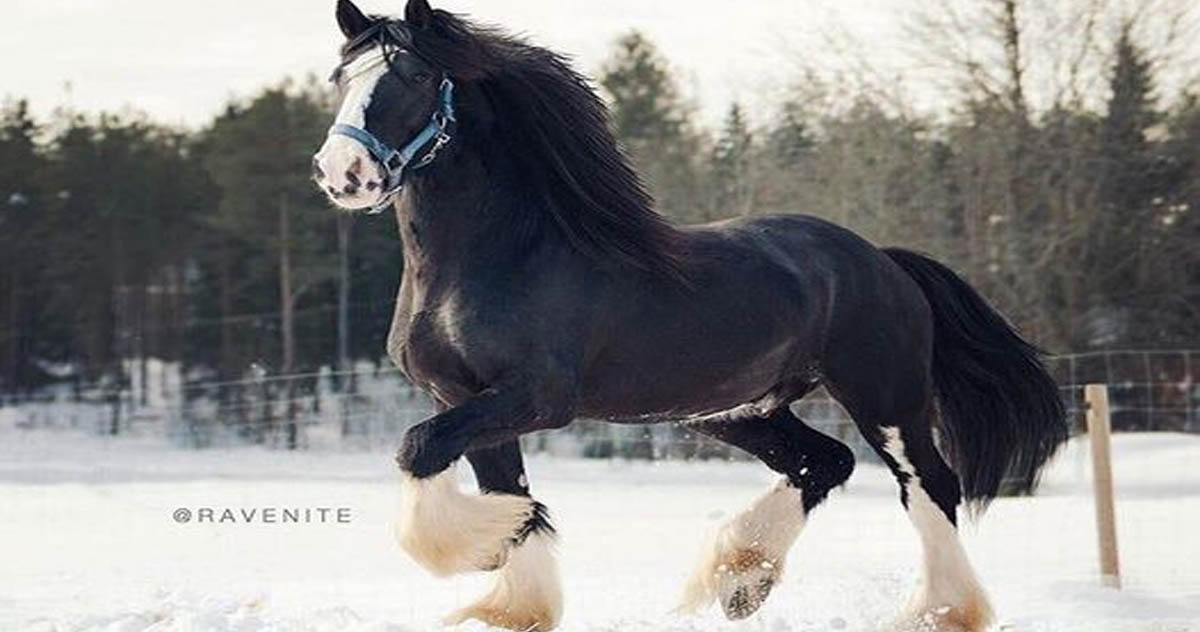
{"left": 390, "top": 296, "right": 477, "bottom": 400}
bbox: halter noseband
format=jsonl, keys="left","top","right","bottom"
{"left": 327, "top": 76, "right": 457, "bottom": 215}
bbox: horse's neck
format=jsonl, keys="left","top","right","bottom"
{"left": 396, "top": 147, "right": 557, "bottom": 288}
{"left": 399, "top": 189, "right": 476, "bottom": 259}
{"left": 396, "top": 190, "right": 478, "bottom": 286}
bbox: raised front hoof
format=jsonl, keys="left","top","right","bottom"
{"left": 396, "top": 467, "right": 535, "bottom": 577}
{"left": 443, "top": 530, "right": 563, "bottom": 631}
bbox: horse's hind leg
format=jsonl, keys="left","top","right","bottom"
{"left": 679, "top": 406, "right": 855, "bottom": 620}
{"left": 878, "top": 419, "right": 991, "bottom": 632}
{"left": 441, "top": 440, "right": 563, "bottom": 631}
{"left": 825, "top": 353, "right": 993, "bottom": 631}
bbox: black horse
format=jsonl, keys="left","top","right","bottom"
{"left": 311, "top": 1, "right": 1068, "bottom": 630}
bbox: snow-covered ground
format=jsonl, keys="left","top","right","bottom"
{"left": 1, "top": 426, "right": 1198, "bottom": 632}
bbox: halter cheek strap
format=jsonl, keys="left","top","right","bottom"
{"left": 327, "top": 77, "right": 457, "bottom": 215}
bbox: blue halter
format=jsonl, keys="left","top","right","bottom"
{"left": 327, "top": 77, "right": 457, "bottom": 214}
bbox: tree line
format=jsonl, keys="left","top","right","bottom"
{"left": 1, "top": 1, "right": 1197, "bottom": 401}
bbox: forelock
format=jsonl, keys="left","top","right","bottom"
{"left": 340, "top": 19, "right": 414, "bottom": 59}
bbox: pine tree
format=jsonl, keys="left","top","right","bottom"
{"left": 201, "top": 82, "right": 337, "bottom": 446}
{"left": 0, "top": 101, "right": 46, "bottom": 392}
{"left": 768, "top": 100, "right": 814, "bottom": 170}
{"left": 711, "top": 103, "right": 756, "bottom": 216}
{"left": 1158, "top": 95, "right": 1200, "bottom": 345}
{"left": 1099, "top": 23, "right": 1158, "bottom": 214}
{"left": 31, "top": 113, "right": 209, "bottom": 406}
{"left": 600, "top": 32, "right": 687, "bottom": 145}
{"left": 599, "top": 32, "right": 705, "bottom": 222}
{"left": 1090, "top": 22, "right": 1161, "bottom": 322}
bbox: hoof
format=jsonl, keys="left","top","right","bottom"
{"left": 678, "top": 479, "right": 803, "bottom": 619}
{"left": 892, "top": 604, "right": 993, "bottom": 632}
{"left": 443, "top": 529, "right": 563, "bottom": 631}
{"left": 396, "top": 465, "right": 535, "bottom": 577}
{"left": 678, "top": 534, "right": 785, "bottom": 620}
{"left": 715, "top": 550, "right": 780, "bottom": 620}
{"left": 892, "top": 589, "right": 994, "bottom": 632}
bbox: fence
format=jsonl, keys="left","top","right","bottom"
{"left": 2, "top": 350, "right": 1198, "bottom": 455}
{"left": 4, "top": 357, "right": 1197, "bottom": 604}
{"left": 171, "top": 365, "right": 434, "bottom": 449}
{"left": 1048, "top": 349, "right": 1200, "bottom": 434}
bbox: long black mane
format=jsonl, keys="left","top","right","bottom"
{"left": 395, "top": 11, "right": 686, "bottom": 278}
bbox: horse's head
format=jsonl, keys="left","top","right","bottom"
{"left": 313, "top": 0, "right": 453, "bottom": 213}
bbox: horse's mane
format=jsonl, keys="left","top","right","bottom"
{"left": 399, "top": 11, "right": 686, "bottom": 279}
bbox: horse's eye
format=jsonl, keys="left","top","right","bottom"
{"left": 412, "top": 71, "right": 432, "bottom": 84}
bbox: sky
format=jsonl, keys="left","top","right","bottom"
{"left": 0, "top": 0, "right": 912, "bottom": 130}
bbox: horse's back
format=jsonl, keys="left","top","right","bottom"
{"left": 694, "top": 212, "right": 936, "bottom": 382}
{"left": 689, "top": 213, "right": 925, "bottom": 320}
{"left": 706, "top": 214, "right": 938, "bottom": 408}
{"left": 579, "top": 213, "right": 928, "bottom": 418}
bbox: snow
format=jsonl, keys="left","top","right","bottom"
{"left": 1, "top": 426, "right": 1198, "bottom": 631}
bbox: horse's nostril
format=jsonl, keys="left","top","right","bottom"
{"left": 312, "top": 157, "right": 325, "bottom": 181}
{"left": 343, "top": 182, "right": 360, "bottom": 195}
{"left": 345, "top": 170, "right": 361, "bottom": 187}
{"left": 366, "top": 180, "right": 379, "bottom": 192}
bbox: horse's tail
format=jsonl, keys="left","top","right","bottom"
{"left": 884, "top": 248, "right": 1068, "bottom": 511}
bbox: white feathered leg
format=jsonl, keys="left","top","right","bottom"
{"left": 396, "top": 464, "right": 536, "bottom": 577}
{"left": 882, "top": 428, "right": 994, "bottom": 632}
{"left": 679, "top": 478, "right": 806, "bottom": 619}
{"left": 444, "top": 529, "right": 564, "bottom": 631}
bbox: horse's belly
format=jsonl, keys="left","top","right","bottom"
{"left": 577, "top": 339, "right": 806, "bottom": 419}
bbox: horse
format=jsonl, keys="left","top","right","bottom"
{"left": 311, "top": 1, "right": 1069, "bottom": 629}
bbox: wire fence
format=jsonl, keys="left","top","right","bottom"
{"left": 1048, "top": 350, "right": 1200, "bottom": 434}
{"left": 2, "top": 350, "right": 1198, "bottom": 457}
{"left": 4, "top": 351, "right": 1197, "bottom": 601}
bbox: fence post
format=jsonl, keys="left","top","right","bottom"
{"left": 1187, "top": 351, "right": 1196, "bottom": 432}
{"left": 1085, "top": 383, "right": 1121, "bottom": 589}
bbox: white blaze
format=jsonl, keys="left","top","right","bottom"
{"left": 334, "top": 46, "right": 389, "bottom": 128}
{"left": 314, "top": 46, "right": 392, "bottom": 209}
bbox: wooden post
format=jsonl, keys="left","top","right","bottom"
{"left": 1085, "top": 384, "right": 1121, "bottom": 588}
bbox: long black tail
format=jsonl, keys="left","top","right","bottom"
{"left": 885, "top": 248, "right": 1068, "bottom": 510}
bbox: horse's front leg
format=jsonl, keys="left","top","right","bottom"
{"left": 443, "top": 440, "right": 563, "bottom": 631}
{"left": 394, "top": 388, "right": 537, "bottom": 575}
{"left": 394, "top": 386, "right": 568, "bottom": 631}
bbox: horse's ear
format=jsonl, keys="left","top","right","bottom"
{"left": 336, "top": 0, "right": 371, "bottom": 39}
{"left": 405, "top": 0, "right": 434, "bottom": 28}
